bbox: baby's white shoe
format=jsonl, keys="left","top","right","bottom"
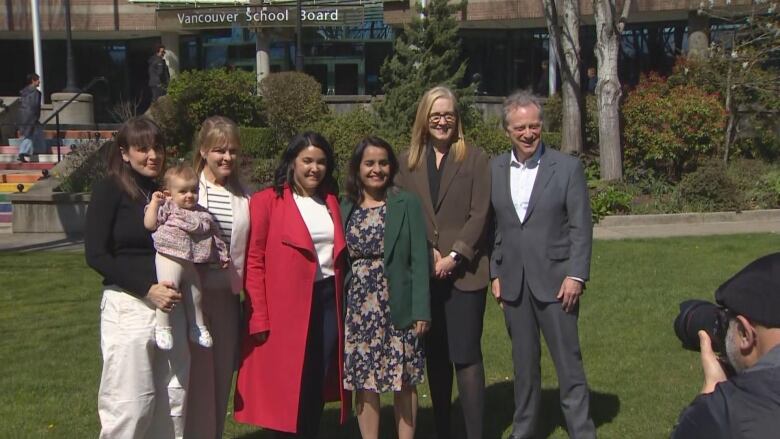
{"left": 191, "top": 325, "right": 213, "bottom": 348}
{"left": 155, "top": 326, "right": 173, "bottom": 350}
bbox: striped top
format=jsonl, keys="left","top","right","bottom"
{"left": 204, "top": 180, "right": 234, "bottom": 247}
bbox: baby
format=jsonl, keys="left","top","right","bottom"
{"left": 144, "top": 163, "right": 230, "bottom": 350}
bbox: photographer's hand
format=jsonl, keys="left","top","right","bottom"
{"left": 698, "top": 330, "right": 727, "bottom": 394}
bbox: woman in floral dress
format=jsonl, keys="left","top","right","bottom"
{"left": 341, "top": 136, "right": 431, "bottom": 439}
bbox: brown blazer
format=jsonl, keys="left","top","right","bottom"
{"left": 396, "top": 144, "right": 491, "bottom": 291}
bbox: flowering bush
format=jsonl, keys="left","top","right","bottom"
{"left": 622, "top": 73, "right": 727, "bottom": 180}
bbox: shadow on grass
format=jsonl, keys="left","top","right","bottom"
{"left": 234, "top": 383, "right": 619, "bottom": 439}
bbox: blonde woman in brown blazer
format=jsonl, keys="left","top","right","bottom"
{"left": 395, "top": 85, "right": 491, "bottom": 439}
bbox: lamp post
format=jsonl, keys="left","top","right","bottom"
{"left": 63, "top": 0, "right": 78, "bottom": 92}
{"left": 295, "top": 0, "right": 303, "bottom": 71}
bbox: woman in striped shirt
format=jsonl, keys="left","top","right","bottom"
{"left": 184, "top": 116, "right": 251, "bottom": 439}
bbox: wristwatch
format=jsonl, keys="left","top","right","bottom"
{"left": 449, "top": 251, "right": 463, "bottom": 264}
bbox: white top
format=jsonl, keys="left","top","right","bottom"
{"left": 204, "top": 179, "right": 234, "bottom": 247}
{"left": 509, "top": 146, "right": 542, "bottom": 224}
{"left": 294, "top": 193, "right": 335, "bottom": 280}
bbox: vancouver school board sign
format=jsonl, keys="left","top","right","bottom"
{"left": 156, "top": 5, "right": 364, "bottom": 30}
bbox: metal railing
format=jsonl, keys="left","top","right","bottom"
{"left": 41, "top": 76, "right": 109, "bottom": 162}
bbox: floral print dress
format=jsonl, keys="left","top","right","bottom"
{"left": 343, "top": 204, "right": 425, "bottom": 392}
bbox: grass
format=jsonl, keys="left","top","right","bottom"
{"left": 2, "top": 233, "right": 779, "bottom": 438}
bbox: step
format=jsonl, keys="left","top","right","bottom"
{"left": 42, "top": 130, "right": 116, "bottom": 140}
{"left": 0, "top": 163, "right": 54, "bottom": 171}
{"left": 2, "top": 143, "right": 85, "bottom": 153}
{"left": 0, "top": 203, "right": 11, "bottom": 213}
{"left": 0, "top": 212, "right": 11, "bottom": 222}
{"left": 1, "top": 174, "right": 40, "bottom": 183}
{"left": 0, "top": 222, "right": 10, "bottom": 234}
{"left": 0, "top": 154, "right": 58, "bottom": 163}
{"left": 0, "top": 194, "right": 8, "bottom": 202}
{"left": 0, "top": 182, "right": 32, "bottom": 193}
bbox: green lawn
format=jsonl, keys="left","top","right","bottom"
{"left": 1, "top": 234, "right": 779, "bottom": 438}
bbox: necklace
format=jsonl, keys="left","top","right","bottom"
{"left": 131, "top": 177, "right": 152, "bottom": 203}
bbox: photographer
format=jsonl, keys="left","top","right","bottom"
{"left": 671, "top": 253, "right": 780, "bottom": 439}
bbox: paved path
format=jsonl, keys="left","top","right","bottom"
{"left": 1, "top": 212, "right": 779, "bottom": 252}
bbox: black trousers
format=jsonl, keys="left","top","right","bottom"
{"left": 276, "top": 277, "right": 338, "bottom": 439}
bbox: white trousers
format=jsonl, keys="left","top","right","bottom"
{"left": 155, "top": 253, "right": 206, "bottom": 335}
{"left": 98, "top": 287, "right": 190, "bottom": 439}
{"left": 184, "top": 268, "right": 241, "bottom": 439}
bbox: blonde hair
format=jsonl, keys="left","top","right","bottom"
{"left": 407, "top": 86, "right": 467, "bottom": 170}
{"left": 163, "top": 162, "right": 198, "bottom": 189}
{"left": 192, "top": 115, "right": 242, "bottom": 193}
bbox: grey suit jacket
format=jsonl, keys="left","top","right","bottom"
{"left": 489, "top": 144, "right": 593, "bottom": 302}
{"left": 396, "top": 144, "right": 491, "bottom": 292}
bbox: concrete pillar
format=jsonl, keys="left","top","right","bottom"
{"left": 255, "top": 30, "right": 271, "bottom": 93}
{"left": 50, "top": 93, "right": 94, "bottom": 124}
{"left": 687, "top": 11, "right": 709, "bottom": 60}
{"left": 161, "top": 32, "right": 180, "bottom": 78}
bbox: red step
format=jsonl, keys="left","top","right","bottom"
{"left": 0, "top": 212, "right": 11, "bottom": 223}
{"left": 0, "top": 146, "right": 75, "bottom": 154}
{"left": 0, "top": 163, "right": 55, "bottom": 170}
{"left": 42, "top": 130, "right": 116, "bottom": 140}
{"left": 2, "top": 174, "right": 41, "bottom": 183}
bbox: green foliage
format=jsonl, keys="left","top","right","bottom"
{"left": 622, "top": 73, "right": 726, "bottom": 180}
{"left": 154, "top": 69, "right": 264, "bottom": 151}
{"left": 240, "top": 126, "right": 276, "bottom": 160}
{"left": 260, "top": 72, "right": 328, "bottom": 148}
{"left": 55, "top": 141, "right": 108, "bottom": 193}
{"left": 725, "top": 159, "right": 780, "bottom": 210}
{"left": 310, "top": 107, "right": 380, "bottom": 182}
{"left": 589, "top": 181, "right": 634, "bottom": 222}
{"left": 673, "top": 160, "right": 742, "bottom": 212}
{"left": 543, "top": 94, "right": 598, "bottom": 150}
{"left": 667, "top": 3, "right": 779, "bottom": 162}
{"left": 465, "top": 113, "right": 507, "bottom": 157}
{"left": 377, "top": 0, "right": 474, "bottom": 141}
{"left": 542, "top": 132, "right": 563, "bottom": 150}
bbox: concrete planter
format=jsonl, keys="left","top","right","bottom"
{"left": 9, "top": 178, "right": 89, "bottom": 235}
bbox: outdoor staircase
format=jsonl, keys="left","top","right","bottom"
{"left": 0, "top": 128, "right": 116, "bottom": 233}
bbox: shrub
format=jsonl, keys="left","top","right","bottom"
{"left": 260, "top": 72, "right": 327, "bottom": 147}
{"left": 465, "top": 114, "right": 507, "bottom": 157}
{"left": 542, "top": 132, "right": 562, "bottom": 150}
{"left": 726, "top": 159, "right": 780, "bottom": 210}
{"left": 622, "top": 73, "right": 727, "bottom": 180}
{"left": 673, "top": 160, "right": 741, "bottom": 212}
{"left": 55, "top": 140, "right": 108, "bottom": 193}
{"left": 310, "top": 107, "right": 379, "bottom": 182}
{"left": 589, "top": 182, "right": 633, "bottom": 222}
{"left": 155, "top": 69, "right": 264, "bottom": 152}
{"left": 240, "top": 126, "right": 276, "bottom": 160}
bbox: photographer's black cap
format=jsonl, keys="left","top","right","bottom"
{"left": 715, "top": 252, "right": 780, "bottom": 327}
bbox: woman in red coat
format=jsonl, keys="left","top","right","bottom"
{"left": 234, "top": 132, "right": 350, "bottom": 437}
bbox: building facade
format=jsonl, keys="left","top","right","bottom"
{"left": 0, "top": 0, "right": 747, "bottom": 121}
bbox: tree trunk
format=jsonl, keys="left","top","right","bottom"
{"left": 542, "top": 0, "right": 583, "bottom": 155}
{"left": 723, "top": 63, "right": 734, "bottom": 164}
{"left": 560, "top": 0, "right": 583, "bottom": 155}
{"left": 594, "top": 0, "right": 627, "bottom": 181}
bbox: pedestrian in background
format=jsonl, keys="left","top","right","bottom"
{"left": 17, "top": 72, "right": 43, "bottom": 162}
{"left": 149, "top": 44, "right": 170, "bottom": 103}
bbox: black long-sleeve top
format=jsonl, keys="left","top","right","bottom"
{"left": 85, "top": 174, "right": 159, "bottom": 298}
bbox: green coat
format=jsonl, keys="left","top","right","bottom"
{"left": 341, "top": 187, "right": 431, "bottom": 329}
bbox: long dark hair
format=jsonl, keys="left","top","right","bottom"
{"left": 107, "top": 117, "right": 165, "bottom": 200}
{"left": 273, "top": 131, "right": 337, "bottom": 197}
{"left": 346, "top": 136, "right": 399, "bottom": 204}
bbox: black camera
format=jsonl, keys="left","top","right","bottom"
{"left": 674, "top": 300, "right": 730, "bottom": 354}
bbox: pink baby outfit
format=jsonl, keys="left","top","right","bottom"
{"left": 152, "top": 199, "right": 230, "bottom": 265}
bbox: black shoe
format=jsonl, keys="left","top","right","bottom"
{"left": 17, "top": 154, "right": 28, "bottom": 163}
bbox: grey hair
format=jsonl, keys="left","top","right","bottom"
{"left": 501, "top": 90, "right": 544, "bottom": 130}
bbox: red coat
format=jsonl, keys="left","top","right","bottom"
{"left": 234, "top": 186, "right": 351, "bottom": 433}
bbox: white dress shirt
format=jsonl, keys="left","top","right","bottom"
{"left": 509, "top": 146, "right": 542, "bottom": 224}
{"left": 293, "top": 193, "right": 335, "bottom": 281}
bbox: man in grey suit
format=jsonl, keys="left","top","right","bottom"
{"left": 490, "top": 90, "right": 595, "bottom": 439}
